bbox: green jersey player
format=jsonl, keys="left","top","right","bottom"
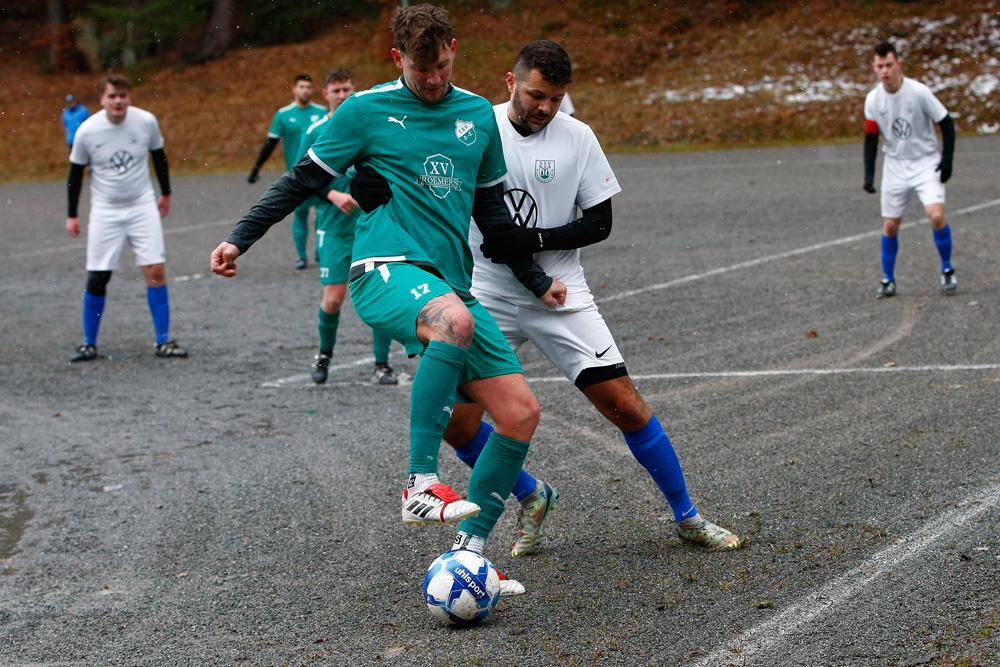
{"left": 247, "top": 74, "right": 326, "bottom": 270}
{"left": 297, "top": 68, "right": 399, "bottom": 386}
{"left": 211, "top": 4, "right": 565, "bottom": 594}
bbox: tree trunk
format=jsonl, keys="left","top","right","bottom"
{"left": 46, "top": 0, "right": 70, "bottom": 71}
{"left": 197, "top": 0, "right": 235, "bottom": 62}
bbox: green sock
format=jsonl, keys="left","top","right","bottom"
{"left": 408, "top": 341, "right": 467, "bottom": 474}
{"left": 318, "top": 307, "right": 340, "bottom": 355}
{"left": 459, "top": 431, "right": 531, "bottom": 539}
{"left": 372, "top": 329, "right": 392, "bottom": 365}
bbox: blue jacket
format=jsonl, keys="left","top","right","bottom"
{"left": 62, "top": 104, "right": 90, "bottom": 146}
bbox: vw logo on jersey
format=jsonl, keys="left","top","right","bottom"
{"left": 503, "top": 188, "right": 538, "bottom": 228}
{"left": 416, "top": 154, "right": 462, "bottom": 199}
{"left": 534, "top": 160, "right": 556, "bottom": 183}
{"left": 891, "top": 118, "right": 912, "bottom": 139}
{"left": 455, "top": 119, "right": 477, "bottom": 146}
{"left": 109, "top": 150, "right": 134, "bottom": 174}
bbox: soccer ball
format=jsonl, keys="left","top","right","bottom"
{"left": 423, "top": 549, "right": 501, "bottom": 626}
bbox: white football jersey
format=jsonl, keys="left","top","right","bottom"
{"left": 864, "top": 77, "right": 948, "bottom": 161}
{"left": 470, "top": 102, "right": 621, "bottom": 310}
{"left": 70, "top": 106, "right": 164, "bottom": 205}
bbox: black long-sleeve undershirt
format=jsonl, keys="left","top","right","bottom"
{"left": 539, "top": 198, "right": 612, "bottom": 251}
{"left": 472, "top": 183, "right": 553, "bottom": 298}
{"left": 863, "top": 132, "right": 879, "bottom": 188}
{"left": 151, "top": 148, "right": 170, "bottom": 196}
{"left": 226, "top": 157, "right": 332, "bottom": 254}
{"left": 938, "top": 114, "right": 955, "bottom": 162}
{"left": 253, "top": 137, "right": 280, "bottom": 171}
{"left": 67, "top": 163, "right": 85, "bottom": 218}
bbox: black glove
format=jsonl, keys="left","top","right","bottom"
{"left": 247, "top": 167, "right": 259, "bottom": 184}
{"left": 480, "top": 223, "right": 545, "bottom": 264}
{"left": 936, "top": 159, "right": 952, "bottom": 184}
{"left": 863, "top": 181, "right": 876, "bottom": 194}
{"left": 350, "top": 166, "right": 392, "bottom": 213}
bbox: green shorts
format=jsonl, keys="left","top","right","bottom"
{"left": 349, "top": 263, "right": 522, "bottom": 387}
{"left": 316, "top": 228, "right": 353, "bottom": 284}
{"left": 316, "top": 204, "right": 358, "bottom": 285}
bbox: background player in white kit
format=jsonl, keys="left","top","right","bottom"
{"left": 863, "top": 41, "right": 957, "bottom": 299}
{"left": 352, "top": 41, "right": 742, "bottom": 554}
{"left": 66, "top": 74, "right": 186, "bottom": 362}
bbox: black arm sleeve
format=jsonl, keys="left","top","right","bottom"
{"left": 539, "top": 198, "right": 612, "bottom": 250}
{"left": 150, "top": 148, "right": 171, "bottom": 196}
{"left": 938, "top": 114, "right": 955, "bottom": 162}
{"left": 225, "top": 157, "right": 333, "bottom": 254}
{"left": 471, "top": 183, "right": 553, "bottom": 298}
{"left": 253, "top": 137, "right": 280, "bottom": 170}
{"left": 864, "top": 132, "right": 879, "bottom": 185}
{"left": 67, "top": 163, "right": 85, "bottom": 218}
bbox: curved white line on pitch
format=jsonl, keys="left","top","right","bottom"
{"left": 525, "top": 363, "right": 1000, "bottom": 384}
{"left": 11, "top": 219, "right": 235, "bottom": 259}
{"left": 599, "top": 198, "right": 1000, "bottom": 303}
{"left": 692, "top": 483, "right": 1000, "bottom": 667}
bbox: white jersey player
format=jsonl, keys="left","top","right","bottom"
{"left": 66, "top": 74, "right": 186, "bottom": 362}
{"left": 439, "top": 41, "right": 742, "bottom": 555}
{"left": 863, "top": 41, "right": 957, "bottom": 298}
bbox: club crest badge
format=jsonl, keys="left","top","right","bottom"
{"left": 535, "top": 160, "right": 555, "bottom": 183}
{"left": 455, "top": 119, "right": 477, "bottom": 146}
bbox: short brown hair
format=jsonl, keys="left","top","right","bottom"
{"left": 390, "top": 4, "right": 453, "bottom": 69}
{"left": 324, "top": 68, "right": 354, "bottom": 86}
{"left": 98, "top": 74, "right": 131, "bottom": 95}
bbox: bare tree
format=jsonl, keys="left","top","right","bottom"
{"left": 46, "top": 0, "right": 71, "bottom": 70}
{"left": 197, "top": 0, "right": 235, "bottom": 62}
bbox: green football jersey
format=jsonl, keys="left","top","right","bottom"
{"left": 300, "top": 114, "right": 357, "bottom": 235}
{"left": 307, "top": 79, "right": 506, "bottom": 294}
{"left": 268, "top": 101, "right": 327, "bottom": 170}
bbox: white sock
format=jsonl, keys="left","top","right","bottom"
{"left": 407, "top": 472, "right": 439, "bottom": 495}
{"left": 453, "top": 531, "right": 486, "bottom": 555}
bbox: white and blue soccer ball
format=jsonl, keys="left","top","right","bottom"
{"left": 423, "top": 549, "right": 501, "bottom": 626}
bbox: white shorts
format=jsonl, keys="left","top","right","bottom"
{"left": 477, "top": 293, "right": 625, "bottom": 384}
{"left": 880, "top": 153, "right": 945, "bottom": 219}
{"left": 86, "top": 193, "right": 165, "bottom": 271}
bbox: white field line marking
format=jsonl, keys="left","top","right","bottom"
{"left": 11, "top": 219, "right": 234, "bottom": 258}
{"left": 693, "top": 482, "right": 1000, "bottom": 667}
{"left": 599, "top": 198, "right": 1000, "bottom": 304}
{"left": 260, "top": 197, "right": 1000, "bottom": 387}
{"left": 525, "top": 363, "right": 1000, "bottom": 384}
{"left": 261, "top": 356, "right": 381, "bottom": 387}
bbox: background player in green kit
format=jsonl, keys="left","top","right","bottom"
{"left": 248, "top": 74, "right": 326, "bottom": 270}
{"left": 298, "top": 68, "right": 399, "bottom": 386}
{"left": 211, "top": 4, "right": 565, "bottom": 592}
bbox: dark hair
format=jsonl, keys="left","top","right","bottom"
{"left": 513, "top": 40, "right": 572, "bottom": 87}
{"left": 874, "top": 42, "right": 897, "bottom": 59}
{"left": 294, "top": 74, "right": 312, "bottom": 84}
{"left": 323, "top": 68, "right": 354, "bottom": 86}
{"left": 98, "top": 73, "right": 131, "bottom": 95}
{"left": 390, "top": 4, "right": 453, "bottom": 69}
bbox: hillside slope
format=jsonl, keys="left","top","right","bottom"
{"left": 1, "top": 0, "right": 997, "bottom": 182}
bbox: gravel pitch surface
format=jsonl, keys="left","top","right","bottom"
{"left": 2, "top": 138, "right": 998, "bottom": 666}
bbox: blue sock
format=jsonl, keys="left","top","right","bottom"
{"left": 933, "top": 225, "right": 952, "bottom": 272}
{"left": 881, "top": 235, "right": 898, "bottom": 282}
{"left": 623, "top": 413, "right": 696, "bottom": 523}
{"left": 146, "top": 285, "right": 170, "bottom": 345}
{"left": 454, "top": 421, "right": 537, "bottom": 502}
{"left": 82, "top": 291, "right": 106, "bottom": 345}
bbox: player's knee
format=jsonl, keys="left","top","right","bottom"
{"left": 437, "top": 304, "right": 476, "bottom": 347}
{"left": 322, "top": 294, "right": 345, "bottom": 313}
{"left": 85, "top": 270, "right": 112, "bottom": 296}
{"left": 929, "top": 212, "right": 945, "bottom": 228}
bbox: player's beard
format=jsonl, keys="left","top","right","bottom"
{"left": 511, "top": 91, "right": 550, "bottom": 134}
